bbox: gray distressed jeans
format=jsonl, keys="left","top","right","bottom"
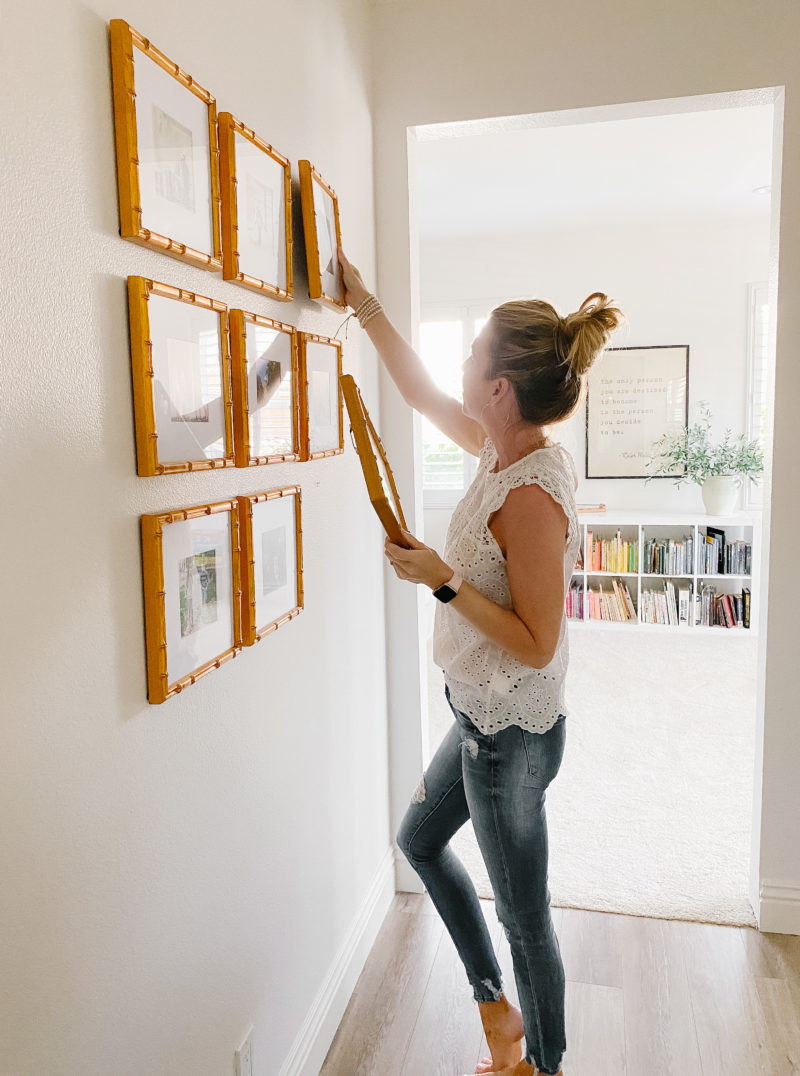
{"left": 396, "top": 682, "right": 567, "bottom": 1076}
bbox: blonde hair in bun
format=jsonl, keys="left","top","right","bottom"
{"left": 488, "top": 292, "right": 625, "bottom": 425}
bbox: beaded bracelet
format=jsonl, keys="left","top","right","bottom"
{"left": 354, "top": 294, "right": 384, "bottom": 328}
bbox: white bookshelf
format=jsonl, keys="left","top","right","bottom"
{"left": 567, "top": 510, "right": 760, "bottom": 635}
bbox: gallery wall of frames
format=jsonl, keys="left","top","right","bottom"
{"left": 110, "top": 18, "right": 349, "bottom": 703}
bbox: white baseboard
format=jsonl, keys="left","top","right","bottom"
{"left": 278, "top": 846, "right": 397, "bottom": 1076}
{"left": 757, "top": 879, "right": 800, "bottom": 935}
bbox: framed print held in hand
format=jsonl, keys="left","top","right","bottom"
{"left": 229, "top": 310, "right": 300, "bottom": 467}
{"left": 141, "top": 499, "right": 242, "bottom": 704}
{"left": 340, "top": 373, "right": 409, "bottom": 547}
{"left": 128, "top": 277, "right": 234, "bottom": 476}
{"left": 298, "top": 160, "right": 345, "bottom": 310}
{"left": 109, "top": 20, "right": 222, "bottom": 270}
{"left": 585, "top": 345, "right": 689, "bottom": 479}
{"left": 238, "top": 487, "right": 303, "bottom": 646}
{"left": 298, "top": 333, "right": 344, "bottom": 460}
{"left": 219, "top": 113, "right": 293, "bottom": 300}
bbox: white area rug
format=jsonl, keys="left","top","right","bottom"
{"left": 425, "top": 625, "right": 759, "bottom": 927}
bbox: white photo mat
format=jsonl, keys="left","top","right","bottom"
{"left": 133, "top": 45, "right": 215, "bottom": 256}
{"left": 586, "top": 345, "right": 689, "bottom": 478}
{"left": 305, "top": 340, "right": 340, "bottom": 453}
{"left": 251, "top": 496, "right": 299, "bottom": 632}
{"left": 246, "top": 321, "right": 295, "bottom": 458}
{"left": 312, "top": 178, "right": 343, "bottom": 303}
{"left": 234, "top": 131, "right": 287, "bottom": 290}
{"left": 147, "top": 292, "right": 227, "bottom": 464}
{"left": 161, "top": 511, "right": 235, "bottom": 685}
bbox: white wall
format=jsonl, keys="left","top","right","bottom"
{"left": 370, "top": 0, "right": 799, "bottom": 931}
{"left": 421, "top": 214, "right": 770, "bottom": 549}
{"left": 0, "top": 2, "right": 391, "bottom": 1074}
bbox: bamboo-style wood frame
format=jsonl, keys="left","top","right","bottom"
{"left": 238, "top": 487, "right": 304, "bottom": 646}
{"left": 128, "top": 276, "right": 235, "bottom": 476}
{"left": 109, "top": 19, "right": 222, "bottom": 270}
{"left": 297, "top": 333, "right": 345, "bottom": 461}
{"left": 229, "top": 310, "right": 301, "bottom": 467}
{"left": 298, "top": 160, "right": 345, "bottom": 310}
{"left": 340, "top": 373, "right": 409, "bottom": 547}
{"left": 141, "top": 499, "right": 242, "bottom": 704}
{"left": 218, "top": 113, "right": 293, "bottom": 299}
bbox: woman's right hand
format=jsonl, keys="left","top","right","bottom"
{"left": 337, "top": 247, "right": 371, "bottom": 311}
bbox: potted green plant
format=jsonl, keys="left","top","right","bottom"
{"left": 643, "top": 400, "right": 765, "bottom": 515}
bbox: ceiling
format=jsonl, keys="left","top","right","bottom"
{"left": 414, "top": 104, "right": 775, "bottom": 241}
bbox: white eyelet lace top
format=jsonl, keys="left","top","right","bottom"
{"left": 432, "top": 436, "right": 581, "bottom": 735}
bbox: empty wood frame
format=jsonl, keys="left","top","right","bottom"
{"left": 340, "top": 373, "right": 408, "bottom": 547}
{"left": 141, "top": 499, "right": 242, "bottom": 704}
{"left": 219, "top": 113, "right": 293, "bottom": 300}
{"left": 298, "top": 333, "right": 344, "bottom": 460}
{"left": 238, "top": 487, "right": 304, "bottom": 646}
{"left": 230, "top": 310, "right": 300, "bottom": 466}
{"left": 298, "top": 160, "right": 345, "bottom": 310}
{"left": 109, "top": 20, "right": 222, "bottom": 270}
{"left": 128, "top": 277, "right": 235, "bottom": 475}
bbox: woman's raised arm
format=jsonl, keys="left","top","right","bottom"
{"left": 338, "top": 248, "right": 486, "bottom": 456}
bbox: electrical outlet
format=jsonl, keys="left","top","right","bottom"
{"left": 235, "top": 1026, "right": 253, "bottom": 1076}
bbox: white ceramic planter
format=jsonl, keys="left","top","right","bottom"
{"left": 700, "top": 475, "right": 743, "bottom": 515}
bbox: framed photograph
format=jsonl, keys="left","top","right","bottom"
{"left": 298, "top": 160, "right": 345, "bottom": 310}
{"left": 238, "top": 487, "right": 303, "bottom": 646}
{"left": 109, "top": 19, "right": 222, "bottom": 270}
{"left": 585, "top": 345, "right": 690, "bottom": 479}
{"left": 229, "top": 310, "right": 300, "bottom": 467}
{"left": 128, "top": 276, "right": 235, "bottom": 476}
{"left": 340, "top": 373, "right": 409, "bottom": 547}
{"left": 298, "top": 333, "right": 344, "bottom": 460}
{"left": 141, "top": 499, "right": 242, "bottom": 704}
{"left": 219, "top": 113, "right": 293, "bottom": 300}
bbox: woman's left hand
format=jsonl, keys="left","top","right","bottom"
{"left": 384, "top": 529, "right": 454, "bottom": 590}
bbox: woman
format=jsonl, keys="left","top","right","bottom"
{"left": 338, "top": 247, "right": 624, "bottom": 1076}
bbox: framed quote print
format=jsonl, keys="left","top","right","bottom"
{"left": 109, "top": 20, "right": 222, "bottom": 270}
{"left": 238, "top": 487, "right": 303, "bottom": 646}
{"left": 298, "top": 160, "right": 345, "bottom": 310}
{"left": 585, "top": 345, "right": 690, "bottom": 479}
{"left": 340, "top": 373, "right": 409, "bottom": 547}
{"left": 229, "top": 310, "right": 300, "bottom": 467}
{"left": 141, "top": 499, "right": 242, "bottom": 704}
{"left": 297, "top": 333, "right": 344, "bottom": 460}
{"left": 127, "top": 277, "right": 235, "bottom": 476}
{"left": 218, "top": 113, "right": 293, "bottom": 300}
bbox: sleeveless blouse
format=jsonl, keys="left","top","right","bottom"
{"left": 432, "top": 437, "right": 581, "bottom": 735}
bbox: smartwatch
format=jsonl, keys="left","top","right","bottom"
{"left": 432, "top": 572, "right": 463, "bottom": 603}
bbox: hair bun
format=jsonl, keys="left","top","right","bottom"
{"left": 560, "top": 293, "right": 625, "bottom": 377}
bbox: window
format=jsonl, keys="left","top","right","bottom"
{"left": 419, "top": 305, "right": 500, "bottom": 507}
{"left": 744, "top": 282, "right": 769, "bottom": 510}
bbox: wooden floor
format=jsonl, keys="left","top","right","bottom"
{"left": 319, "top": 892, "right": 800, "bottom": 1076}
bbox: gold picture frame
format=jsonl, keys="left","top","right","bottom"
{"left": 340, "top": 373, "right": 409, "bottom": 547}
{"left": 229, "top": 310, "right": 300, "bottom": 467}
{"left": 238, "top": 487, "right": 304, "bottom": 646}
{"left": 298, "top": 160, "right": 345, "bottom": 310}
{"left": 127, "top": 276, "right": 235, "bottom": 476}
{"left": 219, "top": 113, "right": 293, "bottom": 300}
{"left": 109, "top": 19, "right": 222, "bottom": 270}
{"left": 297, "top": 333, "right": 344, "bottom": 461}
{"left": 141, "top": 499, "right": 242, "bottom": 704}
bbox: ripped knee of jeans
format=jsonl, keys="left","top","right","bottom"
{"left": 463, "top": 736, "right": 479, "bottom": 759}
{"left": 411, "top": 775, "right": 426, "bottom": 803}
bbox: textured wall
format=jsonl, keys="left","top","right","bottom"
{"left": 0, "top": 1, "right": 389, "bottom": 1073}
